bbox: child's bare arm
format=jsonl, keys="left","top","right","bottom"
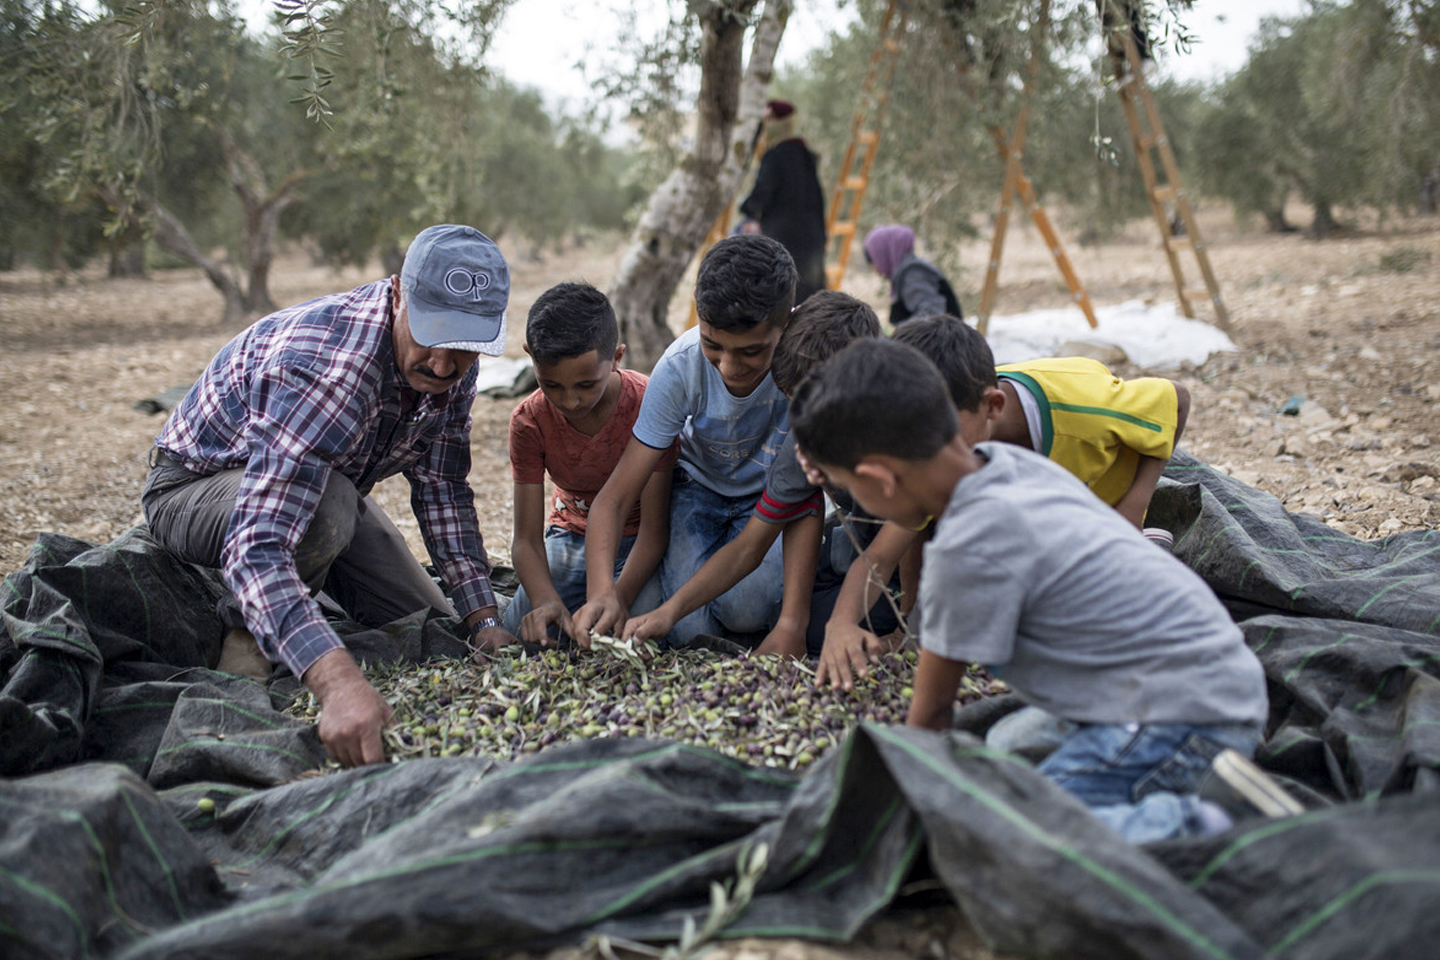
{"left": 1114, "top": 381, "right": 1190, "bottom": 528}
{"left": 613, "top": 466, "right": 672, "bottom": 607}
{"left": 573, "top": 437, "right": 666, "bottom": 642}
{"left": 754, "top": 512, "right": 824, "bottom": 659}
{"left": 510, "top": 482, "right": 570, "bottom": 643}
{"left": 623, "top": 513, "right": 783, "bottom": 642}
{"left": 906, "top": 648, "right": 967, "bottom": 731}
{"left": 817, "top": 522, "right": 917, "bottom": 689}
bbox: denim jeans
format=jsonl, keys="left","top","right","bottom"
{"left": 661, "top": 471, "right": 784, "bottom": 645}
{"left": 501, "top": 528, "right": 661, "bottom": 635}
{"left": 1035, "top": 720, "right": 1263, "bottom": 843}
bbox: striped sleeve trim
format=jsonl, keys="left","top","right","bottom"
{"left": 754, "top": 489, "right": 824, "bottom": 524}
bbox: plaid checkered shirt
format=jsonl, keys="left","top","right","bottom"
{"left": 155, "top": 280, "right": 495, "bottom": 678}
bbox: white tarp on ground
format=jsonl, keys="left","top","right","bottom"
{"left": 987, "top": 299, "right": 1238, "bottom": 370}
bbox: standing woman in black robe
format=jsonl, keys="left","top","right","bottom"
{"left": 740, "top": 99, "right": 828, "bottom": 304}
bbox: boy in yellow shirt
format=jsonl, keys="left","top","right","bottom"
{"left": 818, "top": 315, "right": 1190, "bottom": 688}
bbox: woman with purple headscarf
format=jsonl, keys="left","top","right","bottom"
{"left": 862, "top": 224, "right": 962, "bottom": 327}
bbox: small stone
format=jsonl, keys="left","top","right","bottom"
{"left": 1408, "top": 476, "right": 1437, "bottom": 494}
{"left": 1297, "top": 400, "right": 1333, "bottom": 426}
{"left": 1410, "top": 435, "right": 1432, "bottom": 449}
{"left": 1346, "top": 435, "right": 1381, "bottom": 452}
{"left": 1359, "top": 346, "right": 1383, "bottom": 361}
{"left": 1378, "top": 517, "right": 1407, "bottom": 536}
{"left": 1382, "top": 462, "right": 1435, "bottom": 483}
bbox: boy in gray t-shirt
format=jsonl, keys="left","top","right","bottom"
{"left": 789, "top": 338, "right": 1277, "bottom": 842}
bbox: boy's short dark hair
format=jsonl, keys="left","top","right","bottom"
{"left": 525, "top": 282, "right": 619, "bottom": 366}
{"left": 770, "top": 291, "right": 881, "bottom": 396}
{"left": 791, "top": 339, "right": 958, "bottom": 471}
{"left": 694, "top": 234, "right": 797, "bottom": 332}
{"left": 891, "top": 314, "right": 996, "bottom": 412}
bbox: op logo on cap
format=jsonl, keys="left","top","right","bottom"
{"left": 444, "top": 266, "right": 493, "bottom": 301}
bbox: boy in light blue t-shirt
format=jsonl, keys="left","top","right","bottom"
{"left": 573, "top": 235, "right": 797, "bottom": 649}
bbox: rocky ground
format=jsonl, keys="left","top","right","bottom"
{"left": 2, "top": 205, "right": 1437, "bottom": 959}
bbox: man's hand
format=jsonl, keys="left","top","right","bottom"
{"left": 518, "top": 600, "right": 571, "bottom": 646}
{"left": 304, "top": 648, "right": 393, "bottom": 768}
{"left": 816, "top": 621, "right": 894, "bottom": 691}
{"left": 571, "top": 592, "right": 627, "bottom": 646}
{"left": 622, "top": 605, "right": 677, "bottom": 645}
{"left": 464, "top": 606, "right": 517, "bottom": 657}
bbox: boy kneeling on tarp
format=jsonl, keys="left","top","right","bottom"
{"left": 789, "top": 338, "right": 1299, "bottom": 842}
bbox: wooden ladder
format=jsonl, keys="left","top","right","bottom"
{"left": 972, "top": 0, "right": 1096, "bottom": 336}
{"left": 822, "top": 0, "right": 909, "bottom": 291}
{"left": 1109, "top": 22, "right": 1233, "bottom": 334}
{"left": 934, "top": 0, "right": 1094, "bottom": 336}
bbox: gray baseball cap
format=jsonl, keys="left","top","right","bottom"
{"left": 399, "top": 224, "right": 510, "bottom": 356}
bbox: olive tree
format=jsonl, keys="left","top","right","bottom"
{"left": 605, "top": 0, "right": 793, "bottom": 369}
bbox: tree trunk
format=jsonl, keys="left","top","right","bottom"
{"left": 107, "top": 241, "right": 148, "bottom": 278}
{"left": 608, "top": 0, "right": 790, "bottom": 371}
{"left": 99, "top": 184, "right": 250, "bottom": 323}
{"left": 214, "top": 123, "right": 313, "bottom": 319}
{"left": 1308, "top": 199, "right": 1340, "bottom": 239}
{"left": 148, "top": 196, "right": 250, "bottom": 324}
{"left": 1264, "top": 209, "right": 1298, "bottom": 233}
{"left": 1421, "top": 149, "right": 1440, "bottom": 215}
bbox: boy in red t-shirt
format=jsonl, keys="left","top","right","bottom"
{"left": 502, "top": 283, "right": 675, "bottom": 644}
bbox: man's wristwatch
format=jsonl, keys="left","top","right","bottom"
{"left": 468, "top": 616, "right": 502, "bottom": 644}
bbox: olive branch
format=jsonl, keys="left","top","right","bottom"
{"left": 583, "top": 842, "right": 770, "bottom": 960}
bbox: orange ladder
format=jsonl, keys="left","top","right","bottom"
{"left": 1107, "top": 11, "right": 1232, "bottom": 333}
{"left": 822, "top": 0, "right": 909, "bottom": 291}
{"left": 972, "top": 0, "right": 1097, "bottom": 336}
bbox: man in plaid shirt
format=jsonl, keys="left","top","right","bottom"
{"left": 143, "top": 224, "right": 517, "bottom": 766}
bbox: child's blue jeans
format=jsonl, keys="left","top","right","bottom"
{"left": 660, "top": 471, "right": 784, "bottom": 646}
{"left": 501, "top": 528, "right": 661, "bottom": 636}
{"left": 1034, "top": 719, "right": 1263, "bottom": 843}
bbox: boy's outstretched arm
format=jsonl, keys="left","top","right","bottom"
{"left": 906, "top": 648, "right": 967, "bottom": 731}
{"left": 612, "top": 466, "right": 672, "bottom": 607}
{"left": 509, "top": 481, "right": 571, "bottom": 645}
{"left": 817, "top": 522, "right": 917, "bottom": 690}
{"left": 573, "top": 436, "right": 666, "bottom": 643}
{"left": 754, "top": 512, "right": 823, "bottom": 659}
{"left": 1113, "top": 380, "right": 1191, "bottom": 529}
{"left": 622, "top": 513, "right": 784, "bottom": 644}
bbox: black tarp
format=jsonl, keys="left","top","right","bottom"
{"left": 2, "top": 450, "right": 1438, "bottom": 959}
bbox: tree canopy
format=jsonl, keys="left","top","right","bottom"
{"left": 3, "top": 0, "right": 1436, "bottom": 326}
